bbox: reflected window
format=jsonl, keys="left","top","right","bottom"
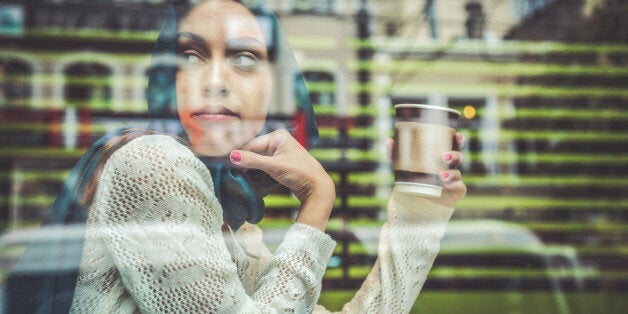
{"left": 63, "top": 62, "right": 112, "bottom": 148}
{"left": 0, "top": 59, "right": 32, "bottom": 106}
{"left": 63, "top": 62, "right": 112, "bottom": 110}
{"left": 302, "top": 70, "right": 335, "bottom": 107}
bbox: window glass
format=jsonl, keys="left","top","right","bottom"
{"left": 0, "top": 1, "right": 626, "bottom": 313}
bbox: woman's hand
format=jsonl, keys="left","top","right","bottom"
{"left": 437, "top": 132, "right": 467, "bottom": 207}
{"left": 388, "top": 132, "right": 467, "bottom": 208}
{"left": 229, "top": 129, "right": 335, "bottom": 231}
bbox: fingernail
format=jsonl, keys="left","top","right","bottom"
{"left": 440, "top": 172, "right": 450, "bottom": 179}
{"left": 443, "top": 153, "right": 453, "bottom": 162}
{"left": 230, "top": 151, "right": 241, "bottom": 163}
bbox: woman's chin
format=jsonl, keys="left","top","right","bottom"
{"left": 186, "top": 127, "right": 263, "bottom": 157}
{"left": 193, "top": 145, "right": 234, "bottom": 158}
{"left": 190, "top": 137, "right": 240, "bottom": 157}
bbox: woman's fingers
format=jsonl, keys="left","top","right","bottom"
{"left": 231, "top": 130, "right": 335, "bottom": 231}
{"left": 387, "top": 132, "right": 467, "bottom": 207}
{"left": 230, "top": 129, "right": 331, "bottom": 200}
{"left": 453, "top": 132, "right": 465, "bottom": 151}
{"left": 443, "top": 150, "right": 464, "bottom": 169}
{"left": 230, "top": 149, "right": 272, "bottom": 174}
{"left": 238, "top": 129, "right": 289, "bottom": 157}
{"left": 435, "top": 132, "right": 466, "bottom": 207}
{"left": 438, "top": 169, "right": 467, "bottom": 207}
{"left": 440, "top": 169, "right": 462, "bottom": 183}
{"left": 230, "top": 132, "right": 298, "bottom": 187}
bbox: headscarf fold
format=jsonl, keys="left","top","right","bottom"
{"left": 2, "top": 0, "right": 318, "bottom": 312}
{"left": 201, "top": 158, "right": 278, "bottom": 229}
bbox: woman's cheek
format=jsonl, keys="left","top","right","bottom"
{"left": 175, "top": 73, "right": 192, "bottom": 113}
{"left": 238, "top": 77, "right": 269, "bottom": 119}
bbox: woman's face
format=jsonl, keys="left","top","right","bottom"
{"left": 176, "top": 0, "right": 272, "bottom": 156}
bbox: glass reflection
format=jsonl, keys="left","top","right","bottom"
{"left": 1, "top": 0, "right": 627, "bottom": 313}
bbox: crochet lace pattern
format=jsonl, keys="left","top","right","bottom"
{"left": 70, "top": 135, "right": 453, "bottom": 313}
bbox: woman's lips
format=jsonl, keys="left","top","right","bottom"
{"left": 191, "top": 106, "right": 238, "bottom": 122}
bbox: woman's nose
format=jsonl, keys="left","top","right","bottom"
{"left": 202, "top": 60, "right": 230, "bottom": 98}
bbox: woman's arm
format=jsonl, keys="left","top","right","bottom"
{"left": 312, "top": 132, "right": 467, "bottom": 313}
{"left": 315, "top": 192, "right": 454, "bottom": 313}
{"left": 72, "top": 135, "right": 335, "bottom": 313}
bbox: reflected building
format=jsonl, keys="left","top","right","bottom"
{"left": 0, "top": 1, "right": 163, "bottom": 231}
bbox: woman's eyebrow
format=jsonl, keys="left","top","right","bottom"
{"left": 176, "top": 32, "right": 208, "bottom": 49}
{"left": 226, "top": 37, "right": 267, "bottom": 51}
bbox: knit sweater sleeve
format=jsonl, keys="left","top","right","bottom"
{"left": 314, "top": 189, "right": 454, "bottom": 314}
{"left": 70, "top": 135, "right": 335, "bottom": 313}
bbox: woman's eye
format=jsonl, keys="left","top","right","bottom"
{"left": 178, "top": 52, "right": 204, "bottom": 68}
{"left": 231, "top": 53, "right": 260, "bottom": 71}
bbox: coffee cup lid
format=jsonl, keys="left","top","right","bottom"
{"left": 394, "top": 104, "right": 460, "bottom": 116}
{"left": 394, "top": 182, "right": 443, "bottom": 198}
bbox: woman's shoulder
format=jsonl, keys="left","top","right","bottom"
{"left": 107, "top": 133, "right": 201, "bottom": 173}
{"left": 116, "top": 133, "right": 191, "bottom": 157}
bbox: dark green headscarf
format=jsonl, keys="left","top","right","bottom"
{"left": 2, "top": 1, "right": 318, "bottom": 312}
{"left": 147, "top": 0, "right": 318, "bottom": 230}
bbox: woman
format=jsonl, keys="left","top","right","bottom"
{"left": 3, "top": 0, "right": 466, "bottom": 313}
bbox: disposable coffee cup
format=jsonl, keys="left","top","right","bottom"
{"left": 392, "top": 104, "right": 460, "bottom": 197}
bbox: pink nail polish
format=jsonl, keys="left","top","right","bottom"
{"left": 230, "top": 151, "right": 241, "bottom": 163}
{"left": 440, "top": 172, "right": 450, "bottom": 179}
{"left": 443, "top": 153, "right": 453, "bottom": 162}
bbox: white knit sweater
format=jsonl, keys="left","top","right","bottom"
{"left": 70, "top": 135, "right": 454, "bottom": 313}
